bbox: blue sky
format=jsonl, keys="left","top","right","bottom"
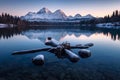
{"left": 0, "top": 0, "right": 120, "bottom": 17}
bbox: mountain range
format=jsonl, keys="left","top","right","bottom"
{"left": 21, "top": 7, "right": 95, "bottom": 22}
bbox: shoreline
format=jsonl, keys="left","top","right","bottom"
{"left": 0, "top": 22, "right": 120, "bottom": 30}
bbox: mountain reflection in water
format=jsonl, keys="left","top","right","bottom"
{"left": 0, "top": 27, "right": 120, "bottom": 41}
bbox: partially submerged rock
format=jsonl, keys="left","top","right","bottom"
{"left": 65, "top": 49, "right": 80, "bottom": 62}
{"left": 32, "top": 54, "right": 44, "bottom": 65}
{"left": 78, "top": 49, "right": 91, "bottom": 58}
{"left": 45, "top": 37, "right": 60, "bottom": 47}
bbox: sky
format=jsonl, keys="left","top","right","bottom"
{"left": 0, "top": 0, "right": 120, "bottom": 17}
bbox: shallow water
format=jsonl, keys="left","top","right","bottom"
{"left": 0, "top": 27, "right": 120, "bottom": 80}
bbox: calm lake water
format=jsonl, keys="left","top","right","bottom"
{"left": 0, "top": 27, "right": 120, "bottom": 80}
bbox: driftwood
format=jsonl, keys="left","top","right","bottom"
{"left": 12, "top": 46, "right": 89, "bottom": 55}
{"left": 12, "top": 48, "right": 51, "bottom": 55}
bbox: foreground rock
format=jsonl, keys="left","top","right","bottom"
{"left": 78, "top": 49, "right": 91, "bottom": 58}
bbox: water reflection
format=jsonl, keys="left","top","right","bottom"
{"left": 0, "top": 27, "right": 27, "bottom": 39}
{"left": 0, "top": 26, "right": 120, "bottom": 80}
{"left": 100, "top": 29, "right": 120, "bottom": 41}
{"left": 0, "top": 26, "right": 120, "bottom": 41}
{"left": 22, "top": 29, "right": 94, "bottom": 42}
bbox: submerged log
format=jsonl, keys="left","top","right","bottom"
{"left": 32, "top": 54, "right": 44, "bottom": 65}
{"left": 65, "top": 49, "right": 80, "bottom": 62}
{"left": 78, "top": 49, "right": 91, "bottom": 58}
{"left": 12, "top": 48, "right": 51, "bottom": 55}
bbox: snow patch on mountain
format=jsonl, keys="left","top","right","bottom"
{"left": 0, "top": 24, "right": 8, "bottom": 28}
{"left": 96, "top": 22, "right": 120, "bottom": 29}
{"left": 0, "top": 23, "right": 15, "bottom": 28}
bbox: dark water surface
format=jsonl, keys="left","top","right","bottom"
{"left": 0, "top": 27, "right": 120, "bottom": 80}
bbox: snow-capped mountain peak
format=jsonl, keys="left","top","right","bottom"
{"left": 74, "top": 14, "right": 81, "bottom": 18}
{"left": 37, "top": 7, "right": 52, "bottom": 14}
{"left": 53, "top": 9, "right": 67, "bottom": 19}
{"left": 54, "top": 9, "right": 65, "bottom": 14}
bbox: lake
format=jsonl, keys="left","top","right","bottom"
{"left": 0, "top": 26, "right": 120, "bottom": 80}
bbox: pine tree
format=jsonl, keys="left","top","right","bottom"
{"left": 112, "top": 12, "right": 115, "bottom": 17}
{"left": 107, "top": 15, "right": 110, "bottom": 22}
{"left": 0, "top": 15, "right": 1, "bottom": 23}
{"left": 119, "top": 11, "right": 120, "bottom": 21}
{"left": 115, "top": 10, "right": 118, "bottom": 17}
{"left": 0, "top": 12, "right": 30, "bottom": 26}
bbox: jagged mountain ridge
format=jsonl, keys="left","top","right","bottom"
{"left": 21, "top": 7, "right": 95, "bottom": 21}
